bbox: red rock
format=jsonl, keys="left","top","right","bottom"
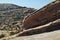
{"left": 23, "top": 1, "right": 60, "bottom": 29}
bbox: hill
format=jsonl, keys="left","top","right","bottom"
{"left": 0, "top": 4, "right": 36, "bottom": 37}
{"left": 0, "top": 4, "right": 21, "bottom": 11}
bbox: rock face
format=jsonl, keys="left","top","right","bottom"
{"left": 15, "top": 19, "right": 60, "bottom": 36}
{"left": 1, "top": 0, "right": 60, "bottom": 40}
{"left": 23, "top": 1, "right": 60, "bottom": 29}
{"left": 2, "top": 30, "right": 60, "bottom": 40}
{"left": 1, "top": 19, "right": 60, "bottom": 40}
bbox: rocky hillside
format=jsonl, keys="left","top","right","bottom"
{"left": 1, "top": 19, "right": 60, "bottom": 40}
{"left": 0, "top": 4, "right": 21, "bottom": 11}
{"left": 0, "top": 4, "right": 36, "bottom": 11}
{"left": 0, "top": 0, "right": 60, "bottom": 40}
{"left": 1, "top": 0, "right": 60, "bottom": 40}
{"left": 0, "top": 4, "right": 36, "bottom": 30}
{"left": 0, "top": 4, "right": 36, "bottom": 38}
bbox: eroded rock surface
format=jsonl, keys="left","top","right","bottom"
{"left": 1, "top": 0, "right": 60, "bottom": 40}
{"left": 23, "top": 0, "right": 60, "bottom": 29}
{"left": 1, "top": 19, "right": 60, "bottom": 40}
{"left": 2, "top": 30, "right": 60, "bottom": 40}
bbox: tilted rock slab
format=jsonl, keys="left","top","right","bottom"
{"left": 1, "top": 0, "right": 60, "bottom": 40}
{"left": 23, "top": 0, "right": 60, "bottom": 29}
{"left": 2, "top": 30, "right": 60, "bottom": 40}
{"left": 1, "top": 19, "right": 60, "bottom": 40}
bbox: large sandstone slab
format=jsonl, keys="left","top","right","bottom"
{"left": 23, "top": 0, "right": 60, "bottom": 29}
{"left": 6, "top": 30, "right": 60, "bottom": 40}
{"left": 1, "top": 19, "right": 60, "bottom": 40}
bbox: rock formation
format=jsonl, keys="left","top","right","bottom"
{"left": 1, "top": 0, "right": 60, "bottom": 40}
{"left": 16, "top": 19, "right": 60, "bottom": 36}
{"left": 4, "top": 30, "right": 60, "bottom": 40}
{"left": 23, "top": 0, "right": 60, "bottom": 29}
{"left": 1, "top": 19, "right": 60, "bottom": 40}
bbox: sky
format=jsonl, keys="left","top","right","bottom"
{"left": 0, "top": 0, "right": 54, "bottom": 9}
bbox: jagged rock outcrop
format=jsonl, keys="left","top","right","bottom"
{"left": 23, "top": 0, "right": 60, "bottom": 29}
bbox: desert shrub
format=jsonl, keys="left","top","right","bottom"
{"left": 0, "top": 34, "right": 5, "bottom": 38}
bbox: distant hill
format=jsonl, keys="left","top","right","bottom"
{"left": 0, "top": 4, "right": 36, "bottom": 30}
{"left": 0, "top": 4, "right": 28, "bottom": 11}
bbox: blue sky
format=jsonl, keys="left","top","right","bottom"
{"left": 0, "top": 0, "right": 54, "bottom": 9}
